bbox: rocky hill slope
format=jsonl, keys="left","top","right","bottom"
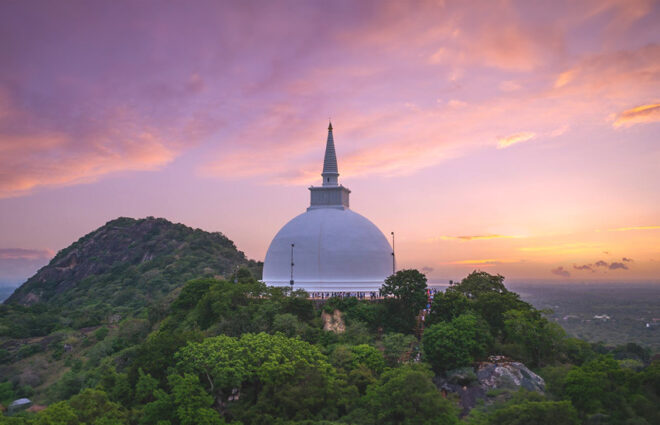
{"left": 5, "top": 217, "right": 262, "bottom": 312}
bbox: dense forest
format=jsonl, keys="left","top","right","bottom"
{"left": 0, "top": 270, "right": 657, "bottom": 424}
{"left": 0, "top": 218, "right": 657, "bottom": 424}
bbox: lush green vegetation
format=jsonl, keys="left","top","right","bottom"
{"left": 0, "top": 268, "right": 657, "bottom": 424}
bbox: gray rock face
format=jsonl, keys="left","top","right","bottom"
{"left": 476, "top": 359, "right": 545, "bottom": 393}
{"left": 434, "top": 356, "right": 545, "bottom": 416}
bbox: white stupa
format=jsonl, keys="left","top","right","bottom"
{"left": 263, "top": 123, "right": 393, "bottom": 292}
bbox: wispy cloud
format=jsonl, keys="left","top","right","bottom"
{"left": 0, "top": 131, "right": 177, "bottom": 198}
{"left": 447, "top": 99, "right": 468, "bottom": 109}
{"left": 436, "top": 234, "right": 519, "bottom": 241}
{"left": 613, "top": 103, "right": 660, "bottom": 128}
{"left": 519, "top": 243, "right": 601, "bottom": 254}
{"left": 573, "top": 258, "right": 633, "bottom": 273}
{"left": 573, "top": 263, "right": 594, "bottom": 272}
{"left": 609, "top": 225, "right": 660, "bottom": 231}
{"left": 609, "top": 262, "right": 628, "bottom": 270}
{"left": 450, "top": 258, "right": 518, "bottom": 265}
{"left": 551, "top": 266, "right": 571, "bottom": 278}
{"left": 496, "top": 132, "right": 536, "bottom": 149}
{"left": 554, "top": 69, "right": 578, "bottom": 88}
{"left": 0, "top": 248, "right": 53, "bottom": 260}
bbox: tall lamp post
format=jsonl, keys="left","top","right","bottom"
{"left": 289, "top": 243, "right": 295, "bottom": 290}
{"left": 391, "top": 232, "right": 396, "bottom": 275}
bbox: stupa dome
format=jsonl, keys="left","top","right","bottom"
{"left": 262, "top": 123, "right": 393, "bottom": 292}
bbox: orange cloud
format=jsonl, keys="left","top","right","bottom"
{"left": 0, "top": 131, "right": 177, "bottom": 198}
{"left": 609, "top": 225, "right": 660, "bottom": 231}
{"left": 554, "top": 69, "right": 578, "bottom": 88}
{"left": 467, "top": 24, "right": 557, "bottom": 71}
{"left": 436, "top": 234, "right": 519, "bottom": 241}
{"left": 450, "top": 258, "right": 518, "bottom": 265}
{"left": 519, "top": 242, "right": 602, "bottom": 255}
{"left": 497, "top": 132, "right": 536, "bottom": 149}
{"left": 613, "top": 103, "right": 660, "bottom": 128}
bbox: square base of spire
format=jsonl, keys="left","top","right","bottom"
{"left": 308, "top": 185, "right": 350, "bottom": 209}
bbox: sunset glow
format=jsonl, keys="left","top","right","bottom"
{"left": 0, "top": 0, "right": 658, "bottom": 284}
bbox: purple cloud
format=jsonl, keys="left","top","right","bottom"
{"left": 573, "top": 263, "right": 594, "bottom": 272}
{"left": 551, "top": 266, "right": 570, "bottom": 278}
{"left": 595, "top": 260, "right": 609, "bottom": 267}
{"left": 609, "top": 262, "right": 628, "bottom": 270}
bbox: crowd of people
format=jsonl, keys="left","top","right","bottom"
{"left": 419, "top": 287, "right": 439, "bottom": 325}
{"left": 307, "top": 291, "right": 382, "bottom": 300}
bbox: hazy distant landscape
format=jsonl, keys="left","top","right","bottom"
{"left": 512, "top": 283, "right": 660, "bottom": 352}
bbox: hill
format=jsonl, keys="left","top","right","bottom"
{"left": 3, "top": 217, "right": 261, "bottom": 331}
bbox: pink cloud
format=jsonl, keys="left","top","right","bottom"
{"left": 613, "top": 103, "right": 660, "bottom": 128}
{"left": 1, "top": 0, "right": 659, "bottom": 199}
{"left": 0, "top": 248, "right": 53, "bottom": 260}
{"left": 0, "top": 126, "right": 178, "bottom": 198}
{"left": 469, "top": 25, "right": 564, "bottom": 72}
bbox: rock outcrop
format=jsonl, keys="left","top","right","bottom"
{"left": 476, "top": 356, "right": 545, "bottom": 393}
{"left": 435, "top": 356, "right": 545, "bottom": 416}
{"left": 321, "top": 309, "right": 346, "bottom": 333}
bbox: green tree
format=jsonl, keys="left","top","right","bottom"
{"left": 34, "top": 401, "right": 79, "bottom": 425}
{"left": 503, "top": 309, "right": 565, "bottom": 366}
{"left": 140, "top": 388, "right": 175, "bottom": 425}
{"left": 447, "top": 271, "right": 507, "bottom": 299}
{"left": 175, "top": 332, "right": 337, "bottom": 421}
{"left": 129, "top": 328, "right": 203, "bottom": 386}
{"left": 381, "top": 333, "right": 416, "bottom": 366}
{"left": 68, "top": 389, "right": 126, "bottom": 424}
{"left": 381, "top": 269, "right": 428, "bottom": 313}
{"left": 428, "top": 291, "right": 471, "bottom": 324}
{"left": 135, "top": 369, "right": 159, "bottom": 404}
{"left": 350, "top": 344, "right": 386, "bottom": 374}
{"left": 423, "top": 313, "right": 492, "bottom": 371}
{"left": 480, "top": 400, "right": 579, "bottom": 425}
{"left": 360, "top": 364, "right": 459, "bottom": 425}
{"left": 0, "top": 381, "right": 16, "bottom": 405}
{"left": 563, "top": 355, "right": 625, "bottom": 416}
{"left": 473, "top": 291, "right": 530, "bottom": 336}
{"left": 168, "top": 374, "right": 224, "bottom": 425}
{"left": 272, "top": 313, "right": 313, "bottom": 339}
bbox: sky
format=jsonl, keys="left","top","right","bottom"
{"left": 1, "top": 0, "right": 659, "bottom": 285}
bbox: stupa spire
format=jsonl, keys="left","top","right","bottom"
{"left": 308, "top": 123, "right": 350, "bottom": 210}
{"left": 322, "top": 121, "right": 339, "bottom": 186}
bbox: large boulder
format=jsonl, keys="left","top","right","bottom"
{"left": 434, "top": 356, "right": 545, "bottom": 416}
{"left": 476, "top": 356, "right": 545, "bottom": 393}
